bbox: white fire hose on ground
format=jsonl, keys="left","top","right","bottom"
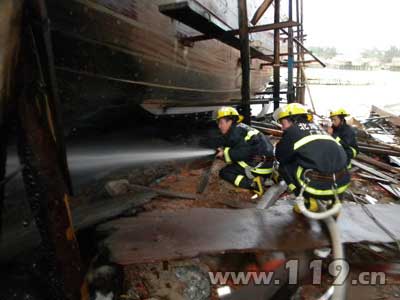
{"left": 294, "top": 174, "right": 348, "bottom": 300}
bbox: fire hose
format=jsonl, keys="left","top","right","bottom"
{"left": 295, "top": 173, "right": 347, "bottom": 300}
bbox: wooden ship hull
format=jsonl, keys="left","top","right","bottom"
{"left": 44, "top": 0, "right": 273, "bottom": 126}
{"left": 0, "top": 0, "right": 275, "bottom": 130}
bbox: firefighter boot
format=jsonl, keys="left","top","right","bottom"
{"left": 293, "top": 197, "right": 319, "bottom": 214}
{"left": 251, "top": 176, "right": 265, "bottom": 197}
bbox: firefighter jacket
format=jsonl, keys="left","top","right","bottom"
{"left": 331, "top": 123, "right": 358, "bottom": 163}
{"left": 222, "top": 123, "right": 274, "bottom": 175}
{"left": 276, "top": 122, "right": 348, "bottom": 174}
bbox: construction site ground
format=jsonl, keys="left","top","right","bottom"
{"left": 94, "top": 158, "right": 400, "bottom": 300}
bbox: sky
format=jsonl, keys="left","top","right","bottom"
{"left": 303, "top": 0, "right": 400, "bottom": 57}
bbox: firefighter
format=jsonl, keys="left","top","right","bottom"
{"left": 273, "top": 103, "right": 350, "bottom": 211}
{"left": 215, "top": 106, "right": 274, "bottom": 196}
{"left": 328, "top": 108, "right": 359, "bottom": 166}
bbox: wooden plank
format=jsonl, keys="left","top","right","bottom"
{"left": 371, "top": 105, "right": 400, "bottom": 127}
{"left": 378, "top": 183, "right": 400, "bottom": 199}
{"left": 351, "top": 160, "right": 398, "bottom": 184}
{"left": 390, "top": 155, "right": 400, "bottom": 167}
{"left": 357, "top": 172, "right": 391, "bottom": 183}
{"left": 252, "top": 125, "right": 283, "bottom": 137}
{"left": 98, "top": 204, "right": 400, "bottom": 265}
{"left": 185, "top": 21, "right": 298, "bottom": 43}
{"left": 359, "top": 145, "right": 400, "bottom": 157}
{"left": 129, "top": 183, "right": 198, "bottom": 200}
{"left": 197, "top": 159, "right": 217, "bottom": 193}
{"left": 73, "top": 192, "right": 157, "bottom": 230}
{"left": 356, "top": 153, "right": 400, "bottom": 174}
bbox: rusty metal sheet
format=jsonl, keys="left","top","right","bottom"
{"left": 98, "top": 204, "right": 400, "bottom": 265}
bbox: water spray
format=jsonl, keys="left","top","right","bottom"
{"left": 67, "top": 147, "right": 216, "bottom": 171}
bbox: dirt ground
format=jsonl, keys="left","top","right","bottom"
{"left": 116, "top": 159, "right": 400, "bottom": 300}
{"left": 143, "top": 159, "right": 260, "bottom": 212}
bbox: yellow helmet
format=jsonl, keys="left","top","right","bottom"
{"left": 273, "top": 103, "right": 308, "bottom": 122}
{"left": 329, "top": 108, "right": 349, "bottom": 118}
{"left": 216, "top": 106, "right": 244, "bottom": 123}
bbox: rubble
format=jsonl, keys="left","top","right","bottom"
{"left": 122, "top": 260, "right": 211, "bottom": 300}
{"left": 105, "top": 179, "right": 131, "bottom": 197}
{"left": 174, "top": 266, "right": 211, "bottom": 300}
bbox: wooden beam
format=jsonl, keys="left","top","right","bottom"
{"left": 280, "top": 28, "right": 326, "bottom": 67}
{"left": 31, "top": 0, "right": 73, "bottom": 193}
{"left": 238, "top": 0, "right": 251, "bottom": 124}
{"left": 273, "top": 0, "right": 280, "bottom": 110}
{"left": 17, "top": 1, "right": 87, "bottom": 299}
{"left": 246, "top": 20, "right": 299, "bottom": 34}
{"left": 264, "top": 52, "right": 300, "bottom": 57}
{"left": 260, "top": 60, "right": 317, "bottom": 68}
{"left": 184, "top": 21, "right": 298, "bottom": 43}
{"left": 250, "top": 0, "right": 273, "bottom": 25}
{"left": 17, "top": 47, "right": 87, "bottom": 300}
{"left": 356, "top": 153, "right": 400, "bottom": 174}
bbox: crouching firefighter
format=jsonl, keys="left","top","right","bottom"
{"left": 273, "top": 103, "right": 351, "bottom": 213}
{"left": 328, "top": 108, "right": 359, "bottom": 168}
{"left": 215, "top": 107, "right": 274, "bottom": 196}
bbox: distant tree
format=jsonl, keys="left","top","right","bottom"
{"left": 361, "top": 46, "right": 400, "bottom": 63}
{"left": 383, "top": 46, "right": 400, "bottom": 63}
{"left": 361, "top": 48, "right": 383, "bottom": 60}
{"left": 309, "top": 47, "right": 338, "bottom": 59}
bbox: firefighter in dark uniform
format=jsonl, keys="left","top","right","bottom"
{"left": 273, "top": 103, "right": 351, "bottom": 212}
{"left": 215, "top": 107, "right": 274, "bottom": 196}
{"left": 328, "top": 108, "right": 359, "bottom": 167}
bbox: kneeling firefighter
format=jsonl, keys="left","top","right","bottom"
{"left": 273, "top": 103, "right": 351, "bottom": 212}
{"left": 215, "top": 107, "right": 274, "bottom": 196}
{"left": 328, "top": 108, "right": 359, "bottom": 167}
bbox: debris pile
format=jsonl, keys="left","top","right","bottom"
{"left": 350, "top": 105, "right": 400, "bottom": 201}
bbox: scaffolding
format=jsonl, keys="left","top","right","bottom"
{"left": 159, "top": 0, "right": 325, "bottom": 123}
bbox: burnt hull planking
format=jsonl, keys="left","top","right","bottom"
{"left": 45, "top": 0, "right": 273, "bottom": 125}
